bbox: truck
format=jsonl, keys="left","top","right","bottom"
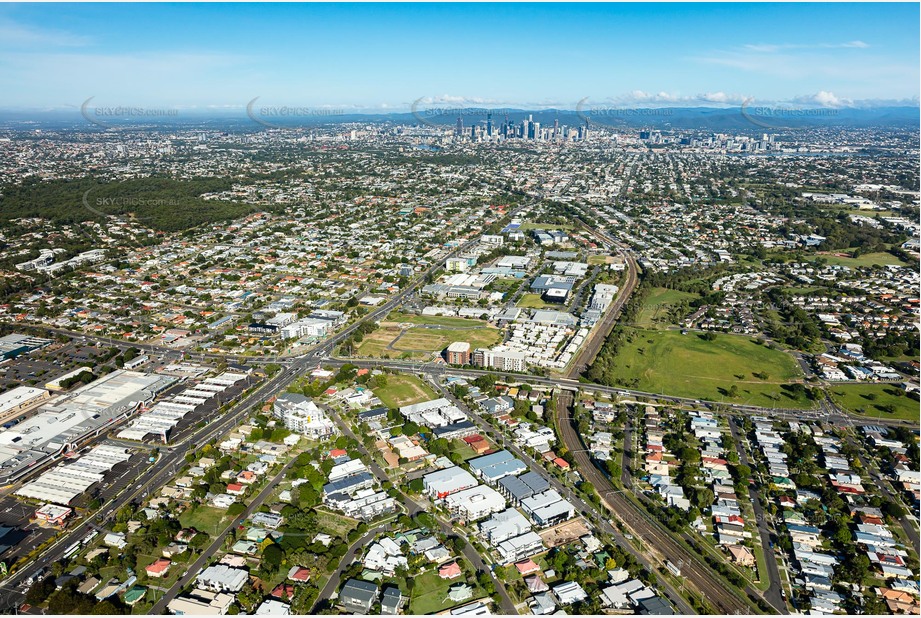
{"left": 24, "top": 567, "right": 47, "bottom": 586}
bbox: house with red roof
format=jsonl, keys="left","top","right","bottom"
{"left": 515, "top": 559, "right": 540, "bottom": 575}
{"left": 272, "top": 583, "right": 296, "bottom": 600}
{"left": 287, "top": 566, "right": 312, "bottom": 582}
{"left": 145, "top": 558, "right": 171, "bottom": 578}
{"left": 226, "top": 483, "right": 245, "bottom": 496}
{"left": 438, "top": 562, "right": 463, "bottom": 579}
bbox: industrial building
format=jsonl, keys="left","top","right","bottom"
{"left": 0, "top": 333, "right": 51, "bottom": 361}
{"left": 0, "top": 386, "right": 51, "bottom": 424}
{"left": 0, "top": 370, "right": 174, "bottom": 484}
{"left": 116, "top": 372, "right": 247, "bottom": 442}
{"left": 16, "top": 444, "right": 132, "bottom": 505}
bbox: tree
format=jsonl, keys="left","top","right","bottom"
{"left": 263, "top": 543, "right": 284, "bottom": 571}
{"left": 26, "top": 576, "right": 56, "bottom": 606}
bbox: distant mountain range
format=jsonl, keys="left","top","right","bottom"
{"left": 0, "top": 106, "right": 917, "bottom": 131}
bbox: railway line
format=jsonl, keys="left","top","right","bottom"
{"left": 555, "top": 389, "right": 758, "bottom": 615}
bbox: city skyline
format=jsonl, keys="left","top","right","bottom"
{"left": 0, "top": 3, "right": 919, "bottom": 111}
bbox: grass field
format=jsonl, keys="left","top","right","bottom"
{"left": 407, "top": 563, "right": 484, "bottom": 614}
{"left": 314, "top": 508, "right": 360, "bottom": 539}
{"left": 815, "top": 251, "right": 909, "bottom": 268}
{"left": 357, "top": 315, "right": 502, "bottom": 360}
{"left": 519, "top": 222, "right": 574, "bottom": 231}
{"left": 587, "top": 254, "right": 616, "bottom": 265}
{"left": 635, "top": 287, "right": 697, "bottom": 328}
{"left": 374, "top": 374, "right": 438, "bottom": 408}
{"left": 388, "top": 312, "right": 491, "bottom": 328}
{"left": 179, "top": 505, "right": 227, "bottom": 535}
{"left": 603, "top": 328, "right": 812, "bottom": 408}
{"left": 517, "top": 293, "right": 553, "bottom": 309}
{"left": 829, "top": 383, "right": 919, "bottom": 421}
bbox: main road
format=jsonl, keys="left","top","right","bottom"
{"left": 0, "top": 227, "right": 497, "bottom": 610}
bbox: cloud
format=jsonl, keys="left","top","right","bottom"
{"left": 0, "top": 19, "right": 92, "bottom": 48}
{"left": 743, "top": 41, "right": 870, "bottom": 53}
{"left": 593, "top": 90, "right": 750, "bottom": 107}
{"left": 791, "top": 91, "right": 851, "bottom": 108}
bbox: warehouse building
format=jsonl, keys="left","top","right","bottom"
{"left": 0, "top": 386, "right": 51, "bottom": 425}
{"left": 0, "top": 370, "right": 173, "bottom": 485}
{"left": 16, "top": 444, "right": 132, "bottom": 505}
{"left": 0, "top": 334, "right": 51, "bottom": 361}
{"left": 117, "top": 372, "right": 247, "bottom": 443}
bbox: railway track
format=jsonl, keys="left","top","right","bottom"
{"left": 565, "top": 250, "right": 638, "bottom": 379}
{"left": 555, "top": 390, "right": 757, "bottom": 615}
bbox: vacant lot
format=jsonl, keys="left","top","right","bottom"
{"left": 314, "top": 508, "right": 360, "bottom": 539}
{"left": 357, "top": 317, "right": 502, "bottom": 360}
{"left": 374, "top": 374, "right": 438, "bottom": 408}
{"left": 519, "top": 222, "right": 574, "bottom": 231}
{"left": 829, "top": 383, "right": 919, "bottom": 421}
{"left": 604, "top": 328, "right": 811, "bottom": 407}
{"left": 635, "top": 287, "right": 697, "bottom": 328}
{"left": 388, "top": 312, "right": 490, "bottom": 328}
{"left": 179, "top": 505, "right": 227, "bottom": 535}
{"left": 407, "top": 562, "right": 484, "bottom": 615}
{"left": 815, "top": 251, "right": 909, "bottom": 268}
{"left": 517, "top": 293, "right": 553, "bottom": 309}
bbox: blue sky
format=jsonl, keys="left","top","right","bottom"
{"left": 0, "top": 3, "right": 917, "bottom": 111}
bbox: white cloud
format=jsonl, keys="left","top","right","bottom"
{"left": 743, "top": 41, "right": 870, "bottom": 53}
{"left": 792, "top": 91, "right": 851, "bottom": 107}
{"left": 0, "top": 19, "right": 92, "bottom": 48}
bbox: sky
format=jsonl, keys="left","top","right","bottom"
{"left": 0, "top": 3, "right": 918, "bottom": 111}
